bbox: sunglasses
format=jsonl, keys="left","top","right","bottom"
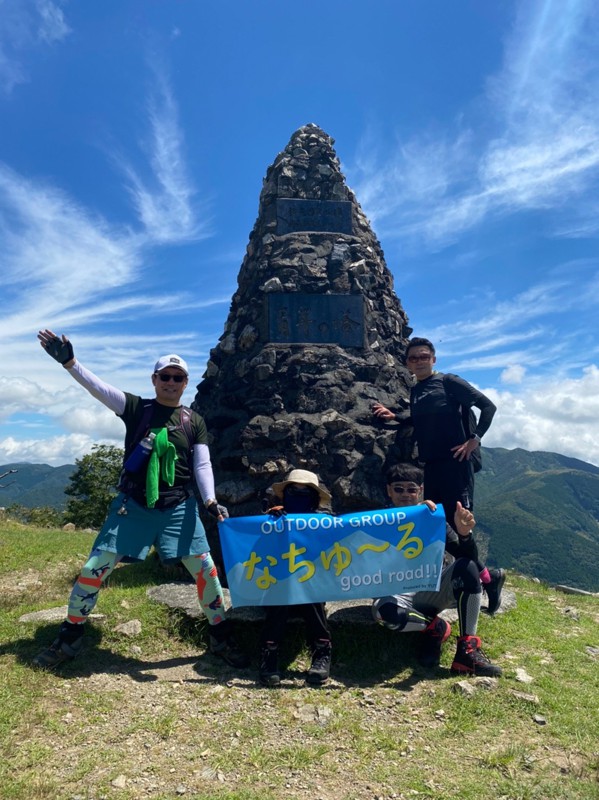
{"left": 156, "top": 373, "right": 186, "bottom": 383}
{"left": 407, "top": 354, "right": 432, "bottom": 363}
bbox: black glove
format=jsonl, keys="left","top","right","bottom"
{"left": 45, "top": 335, "right": 74, "bottom": 365}
{"left": 205, "top": 501, "right": 229, "bottom": 519}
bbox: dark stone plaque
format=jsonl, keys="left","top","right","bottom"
{"left": 277, "top": 199, "right": 353, "bottom": 235}
{"left": 268, "top": 294, "right": 364, "bottom": 347}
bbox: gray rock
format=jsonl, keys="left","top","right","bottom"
{"left": 114, "top": 619, "right": 142, "bottom": 637}
{"left": 147, "top": 584, "right": 516, "bottom": 627}
{"left": 192, "top": 125, "right": 413, "bottom": 564}
{"left": 19, "top": 607, "right": 105, "bottom": 623}
{"left": 554, "top": 584, "right": 598, "bottom": 597}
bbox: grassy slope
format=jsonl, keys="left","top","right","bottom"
{"left": 477, "top": 449, "right": 599, "bottom": 591}
{"left": 0, "top": 519, "right": 598, "bottom": 800}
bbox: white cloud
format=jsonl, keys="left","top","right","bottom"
{"left": 115, "top": 63, "right": 211, "bottom": 244}
{"left": 500, "top": 365, "right": 526, "bottom": 384}
{"left": 36, "top": 0, "right": 70, "bottom": 44}
{"left": 0, "top": 164, "right": 142, "bottom": 338}
{"left": 0, "top": 433, "right": 110, "bottom": 466}
{"left": 348, "top": 0, "right": 599, "bottom": 249}
{"left": 0, "top": 0, "right": 70, "bottom": 94}
{"left": 483, "top": 365, "right": 599, "bottom": 466}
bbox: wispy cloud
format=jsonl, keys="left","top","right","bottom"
{"left": 0, "top": 0, "right": 70, "bottom": 94}
{"left": 349, "top": 0, "right": 599, "bottom": 249}
{"left": 116, "top": 61, "right": 211, "bottom": 244}
{"left": 421, "top": 266, "right": 599, "bottom": 379}
{"left": 0, "top": 164, "right": 141, "bottom": 337}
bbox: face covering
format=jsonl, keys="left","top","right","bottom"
{"left": 283, "top": 485, "right": 319, "bottom": 513}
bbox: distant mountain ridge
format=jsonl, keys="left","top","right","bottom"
{"left": 0, "top": 462, "right": 75, "bottom": 510}
{"left": 2, "top": 448, "right": 598, "bottom": 591}
{"left": 476, "top": 448, "right": 599, "bottom": 592}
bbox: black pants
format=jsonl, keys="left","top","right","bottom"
{"left": 261, "top": 603, "right": 330, "bottom": 647}
{"left": 424, "top": 458, "right": 474, "bottom": 532}
{"left": 424, "top": 459, "right": 484, "bottom": 572}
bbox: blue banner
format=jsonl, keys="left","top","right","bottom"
{"left": 219, "top": 505, "right": 446, "bottom": 607}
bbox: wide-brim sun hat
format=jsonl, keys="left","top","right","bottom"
{"left": 154, "top": 354, "right": 189, "bottom": 376}
{"left": 271, "top": 468, "right": 332, "bottom": 505}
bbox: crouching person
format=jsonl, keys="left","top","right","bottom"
{"left": 372, "top": 464, "right": 502, "bottom": 676}
{"left": 259, "top": 469, "right": 333, "bottom": 687}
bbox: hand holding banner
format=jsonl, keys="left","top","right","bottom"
{"left": 219, "top": 504, "right": 446, "bottom": 607}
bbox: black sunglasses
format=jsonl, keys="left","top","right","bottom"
{"left": 156, "top": 373, "right": 186, "bottom": 383}
{"left": 407, "top": 354, "right": 432, "bottom": 363}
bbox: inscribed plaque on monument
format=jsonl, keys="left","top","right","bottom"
{"left": 277, "top": 199, "right": 352, "bottom": 234}
{"left": 268, "top": 294, "right": 364, "bottom": 347}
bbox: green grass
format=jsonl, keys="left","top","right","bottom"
{"left": 1, "top": 521, "right": 598, "bottom": 800}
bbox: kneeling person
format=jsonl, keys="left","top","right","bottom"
{"left": 372, "top": 464, "right": 502, "bottom": 677}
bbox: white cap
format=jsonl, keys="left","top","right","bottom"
{"left": 153, "top": 354, "right": 189, "bottom": 376}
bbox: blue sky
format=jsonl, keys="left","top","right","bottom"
{"left": 1, "top": 0, "right": 598, "bottom": 468}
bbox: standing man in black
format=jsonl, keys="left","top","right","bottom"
{"left": 373, "top": 337, "right": 505, "bottom": 613}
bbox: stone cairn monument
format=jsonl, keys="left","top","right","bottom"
{"left": 192, "top": 124, "right": 413, "bottom": 556}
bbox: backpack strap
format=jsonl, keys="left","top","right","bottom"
{"left": 124, "top": 400, "right": 156, "bottom": 459}
{"left": 179, "top": 406, "right": 195, "bottom": 451}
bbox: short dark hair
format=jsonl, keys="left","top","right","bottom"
{"left": 385, "top": 463, "right": 424, "bottom": 486}
{"left": 406, "top": 337, "right": 435, "bottom": 356}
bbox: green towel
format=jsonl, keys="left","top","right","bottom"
{"left": 146, "top": 427, "right": 177, "bottom": 508}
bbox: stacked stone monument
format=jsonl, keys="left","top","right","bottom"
{"left": 192, "top": 124, "right": 413, "bottom": 527}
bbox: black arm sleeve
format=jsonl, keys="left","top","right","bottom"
{"left": 443, "top": 374, "right": 496, "bottom": 438}
{"left": 445, "top": 523, "right": 479, "bottom": 561}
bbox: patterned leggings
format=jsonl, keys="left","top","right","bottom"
{"left": 66, "top": 548, "right": 226, "bottom": 627}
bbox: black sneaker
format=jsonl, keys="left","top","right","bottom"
{"left": 209, "top": 634, "right": 250, "bottom": 668}
{"left": 417, "top": 616, "right": 451, "bottom": 668}
{"left": 306, "top": 639, "right": 332, "bottom": 686}
{"left": 208, "top": 620, "right": 250, "bottom": 668}
{"left": 259, "top": 642, "right": 281, "bottom": 687}
{"left": 451, "top": 635, "right": 502, "bottom": 677}
{"left": 32, "top": 631, "right": 84, "bottom": 670}
{"left": 485, "top": 568, "right": 506, "bottom": 614}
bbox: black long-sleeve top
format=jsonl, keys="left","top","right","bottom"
{"left": 409, "top": 372, "right": 496, "bottom": 462}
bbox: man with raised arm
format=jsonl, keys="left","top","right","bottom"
{"left": 33, "top": 330, "right": 248, "bottom": 670}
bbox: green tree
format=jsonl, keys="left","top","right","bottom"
{"left": 6, "top": 504, "right": 64, "bottom": 528}
{"left": 64, "top": 444, "right": 123, "bottom": 528}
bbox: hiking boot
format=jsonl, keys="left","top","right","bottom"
{"left": 484, "top": 568, "right": 506, "bottom": 614}
{"left": 451, "top": 635, "right": 503, "bottom": 677}
{"left": 32, "top": 623, "right": 84, "bottom": 670}
{"left": 306, "top": 639, "right": 332, "bottom": 686}
{"left": 259, "top": 642, "right": 281, "bottom": 687}
{"left": 208, "top": 621, "right": 250, "bottom": 668}
{"left": 417, "top": 616, "right": 451, "bottom": 668}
